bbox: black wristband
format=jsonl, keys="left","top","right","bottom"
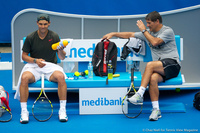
{"left": 142, "top": 29, "right": 147, "bottom": 34}
{"left": 33, "top": 58, "right": 37, "bottom": 63}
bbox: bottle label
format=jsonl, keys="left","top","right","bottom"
{"left": 108, "top": 73, "right": 113, "bottom": 79}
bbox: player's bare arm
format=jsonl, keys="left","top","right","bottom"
{"left": 137, "top": 20, "right": 164, "bottom": 46}
{"left": 22, "top": 52, "right": 46, "bottom": 68}
{"left": 102, "top": 32, "right": 135, "bottom": 40}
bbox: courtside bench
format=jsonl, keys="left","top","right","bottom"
{"left": 27, "top": 35, "right": 184, "bottom": 91}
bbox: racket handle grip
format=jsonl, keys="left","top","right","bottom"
{"left": 131, "top": 68, "right": 134, "bottom": 82}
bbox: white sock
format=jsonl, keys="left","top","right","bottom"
{"left": 152, "top": 101, "right": 159, "bottom": 110}
{"left": 20, "top": 102, "right": 28, "bottom": 112}
{"left": 137, "top": 86, "right": 146, "bottom": 97}
{"left": 60, "top": 100, "right": 67, "bottom": 110}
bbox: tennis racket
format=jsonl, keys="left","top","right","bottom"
{"left": 0, "top": 105, "right": 12, "bottom": 122}
{"left": 122, "top": 68, "right": 143, "bottom": 118}
{"left": 0, "top": 96, "right": 12, "bottom": 122}
{"left": 32, "top": 74, "right": 53, "bottom": 122}
{"left": 0, "top": 89, "right": 12, "bottom": 122}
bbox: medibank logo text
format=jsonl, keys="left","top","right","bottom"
{"left": 69, "top": 43, "right": 123, "bottom": 58}
{"left": 82, "top": 97, "right": 122, "bottom": 106}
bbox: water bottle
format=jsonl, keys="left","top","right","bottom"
{"left": 127, "top": 53, "right": 133, "bottom": 74}
{"left": 88, "top": 61, "right": 93, "bottom": 78}
{"left": 133, "top": 61, "right": 140, "bottom": 72}
{"left": 107, "top": 60, "right": 113, "bottom": 79}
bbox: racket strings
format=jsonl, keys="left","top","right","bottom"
{"left": 32, "top": 97, "right": 53, "bottom": 121}
{"left": 122, "top": 84, "right": 143, "bottom": 119}
{"left": 0, "top": 106, "right": 12, "bottom": 122}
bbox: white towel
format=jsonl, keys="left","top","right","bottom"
{"left": 126, "top": 37, "right": 145, "bottom": 56}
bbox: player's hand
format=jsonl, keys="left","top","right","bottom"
{"left": 36, "top": 59, "right": 46, "bottom": 68}
{"left": 136, "top": 20, "right": 146, "bottom": 32}
{"left": 57, "top": 45, "right": 65, "bottom": 51}
{"left": 102, "top": 32, "right": 114, "bottom": 40}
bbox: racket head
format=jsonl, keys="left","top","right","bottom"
{"left": 122, "top": 68, "right": 143, "bottom": 119}
{"left": 122, "top": 82, "right": 133, "bottom": 116}
{"left": 32, "top": 90, "right": 53, "bottom": 122}
{"left": 122, "top": 89, "right": 143, "bottom": 119}
{"left": 0, "top": 106, "right": 12, "bottom": 122}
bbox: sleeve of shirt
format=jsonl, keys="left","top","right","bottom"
{"left": 55, "top": 34, "right": 60, "bottom": 43}
{"left": 22, "top": 36, "right": 31, "bottom": 53}
{"left": 134, "top": 31, "right": 147, "bottom": 42}
{"left": 157, "top": 28, "right": 175, "bottom": 44}
{"left": 51, "top": 31, "right": 60, "bottom": 44}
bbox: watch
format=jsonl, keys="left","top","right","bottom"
{"left": 142, "top": 29, "right": 147, "bottom": 34}
{"left": 33, "top": 58, "right": 37, "bottom": 63}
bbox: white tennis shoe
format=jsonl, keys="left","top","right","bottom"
{"left": 59, "top": 108, "right": 68, "bottom": 122}
{"left": 20, "top": 111, "right": 29, "bottom": 124}
{"left": 127, "top": 92, "right": 143, "bottom": 105}
{"left": 149, "top": 108, "right": 162, "bottom": 121}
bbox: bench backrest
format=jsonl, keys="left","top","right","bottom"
{"left": 21, "top": 36, "right": 183, "bottom": 72}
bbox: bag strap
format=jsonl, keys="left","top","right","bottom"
{"left": 102, "top": 39, "right": 112, "bottom": 84}
{"left": 124, "top": 38, "right": 130, "bottom": 46}
{"left": 102, "top": 39, "right": 116, "bottom": 61}
{"left": 121, "top": 38, "right": 131, "bottom": 60}
{"left": 107, "top": 41, "right": 114, "bottom": 60}
{"left": 97, "top": 41, "right": 105, "bottom": 77}
{"left": 0, "top": 91, "right": 11, "bottom": 111}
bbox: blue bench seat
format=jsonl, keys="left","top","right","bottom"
{"left": 29, "top": 72, "right": 142, "bottom": 89}
{"left": 28, "top": 71, "right": 183, "bottom": 90}
{"left": 158, "top": 72, "right": 183, "bottom": 86}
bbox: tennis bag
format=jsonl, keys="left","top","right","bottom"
{"left": 0, "top": 85, "right": 11, "bottom": 116}
{"left": 193, "top": 91, "right": 200, "bottom": 111}
{"left": 92, "top": 39, "right": 117, "bottom": 76}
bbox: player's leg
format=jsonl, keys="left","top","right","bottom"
{"left": 127, "top": 61, "right": 165, "bottom": 104}
{"left": 149, "top": 73, "right": 164, "bottom": 101}
{"left": 148, "top": 73, "right": 163, "bottom": 121}
{"left": 148, "top": 58, "right": 180, "bottom": 121}
{"left": 20, "top": 71, "right": 35, "bottom": 124}
{"left": 20, "top": 71, "right": 35, "bottom": 102}
{"left": 49, "top": 71, "right": 68, "bottom": 122}
{"left": 140, "top": 61, "right": 165, "bottom": 88}
{"left": 49, "top": 71, "right": 67, "bottom": 99}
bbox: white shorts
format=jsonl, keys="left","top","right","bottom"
{"left": 14, "top": 62, "right": 67, "bottom": 100}
{"left": 23, "top": 62, "right": 67, "bottom": 82}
